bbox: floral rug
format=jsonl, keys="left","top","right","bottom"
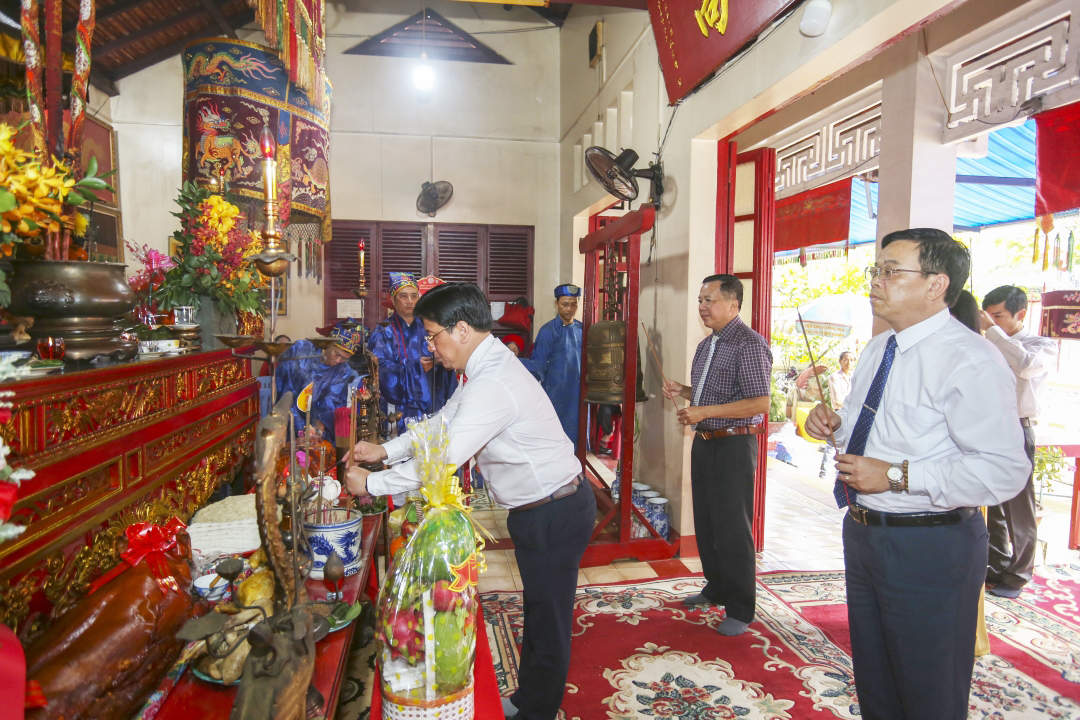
{"left": 480, "top": 565, "right": 1080, "bottom": 719}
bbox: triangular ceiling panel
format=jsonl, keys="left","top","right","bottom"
{"left": 344, "top": 9, "right": 512, "bottom": 65}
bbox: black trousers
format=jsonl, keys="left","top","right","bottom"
{"left": 690, "top": 434, "right": 757, "bottom": 623}
{"left": 844, "top": 509, "right": 988, "bottom": 720}
{"left": 507, "top": 481, "right": 596, "bottom": 720}
{"left": 986, "top": 425, "right": 1037, "bottom": 590}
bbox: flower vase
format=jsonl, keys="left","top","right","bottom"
{"left": 197, "top": 302, "right": 237, "bottom": 350}
{"left": 236, "top": 311, "right": 264, "bottom": 338}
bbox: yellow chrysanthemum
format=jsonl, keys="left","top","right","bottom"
{"left": 74, "top": 213, "right": 88, "bottom": 237}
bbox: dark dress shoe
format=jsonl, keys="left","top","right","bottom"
{"left": 682, "top": 593, "right": 715, "bottom": 607}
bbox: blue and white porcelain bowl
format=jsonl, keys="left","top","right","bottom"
{"left": 302, "top": 508, "right": 363, "bottom": 579}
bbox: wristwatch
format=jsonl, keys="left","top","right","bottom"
{"left": 886, "top": 461, "right": 908, "bottom": 493}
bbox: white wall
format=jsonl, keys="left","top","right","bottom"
{"left": 111, "top": 0, "right": 561, "bottom": 341}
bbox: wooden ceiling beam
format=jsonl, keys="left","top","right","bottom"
{"left": 196, "top": 0, "right": 238, "bottom": 39}
{"left": 63, "top": 0, "right": 161, "bottom": 36}
{"left": 109, "top": 9, "right": 254, "bottom": 81}
{"left": 94, "top": 0, "right": 233, "bottom": 58}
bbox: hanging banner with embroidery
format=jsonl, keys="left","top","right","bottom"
{"left": 245, "top": 0, "right": 326, "bottom": 108}
{"left": 181, "top": 38, "right": 331, "bottom": 224}
{"left": 774, "top": 177, "right": 853, "bottom": 253}
{"left": 647, "top": 0, "right": 799, "bottom": 104}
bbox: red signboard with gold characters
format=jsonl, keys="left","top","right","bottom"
{"left": 648, "top": 0, "right": 800, "bottom": 104}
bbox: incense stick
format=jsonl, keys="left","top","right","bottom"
{"left": 795, "top": 309, "right": 840, "bottom": 449}
{"left": 640, "top": 322, "right": 682, "bottom": 412}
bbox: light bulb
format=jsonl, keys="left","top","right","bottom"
{"left": 414, "top": 52, "right": 434, "bottom": 91}
{"left": 799, "top": 0, "right": 832, "bottom": 37}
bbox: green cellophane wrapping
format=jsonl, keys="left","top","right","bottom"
{"left": 375, "top": 415, "right": 484, "bottom": 701}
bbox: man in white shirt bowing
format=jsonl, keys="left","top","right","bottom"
{"left": 980, "top": 285, "right": 1059, "bottom": 599}
{"left": 345, "top": 282, "right": 595, "bottom": 720}
{"left": 806, "top": 228, "right": 1029, "bottom": 720}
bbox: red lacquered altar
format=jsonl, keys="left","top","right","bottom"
{"left": 152, "top": 514, "right": 382, "bottom": 720}
{"left": 0, "top": 349, "right": 258, "bottom": 638}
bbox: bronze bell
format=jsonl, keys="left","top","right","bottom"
{"left": 585, "top": 320, "right": 648, "bottom": 404}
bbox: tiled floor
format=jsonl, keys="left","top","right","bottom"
{"left": 473, "top": 453, "right": 1078, "bottom": 589}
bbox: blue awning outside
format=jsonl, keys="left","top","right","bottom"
{"left": 778, "top": 119, "right": 1038, "bottom": 255}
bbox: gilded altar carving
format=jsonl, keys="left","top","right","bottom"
{"left": 11, "top": 356, "right": 252, "bottom": 469}
{"left": 47, "top": 378, "right": 167, "bottom": 445}
{"left": 10, "top": 461, "right": 119, "bottom": 529}
{"left": 145, "top": 397, "right": 254, "bottom": 471}
{"left": 0, "top": 428, "right": 254, "bottom": 637}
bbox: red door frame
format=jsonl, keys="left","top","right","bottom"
{"left": 715, "top": 141, "right": 776, "bottom": 552}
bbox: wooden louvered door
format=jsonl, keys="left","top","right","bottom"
{"left": 433, "top": 224, "right": 484, "bottom": 287}
{"left": 324, "top": 221, "right": 533, "bottom": 332}
{"left": 324, "top": 221, "right": 374, "bottom": 327}
{"left": 374, "top": 222, "right": 426, "bottom": 327}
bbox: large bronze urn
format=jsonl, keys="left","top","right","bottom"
{"left": 8, "top": 260, "right": 138, "bottom": 361}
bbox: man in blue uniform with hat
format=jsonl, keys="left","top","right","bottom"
{"left": 369, "top": 271, "right": 455, "bottom": 435}
{"left": 275, "top": 322, "right": 363, "bottom": 443}
{"left": 526, "top": 284, "right": 583, "bottom": 449}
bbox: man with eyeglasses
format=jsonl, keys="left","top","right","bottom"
{"left": 805, "top": 228, "right": 1029, "bottom": 720}
{"left": 345, "top": 283, "right": 595, "bottom": 720}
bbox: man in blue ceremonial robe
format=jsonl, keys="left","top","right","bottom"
{"left": 369, "top": 272, "right": 455, "bottom": 436}
{"left": 275, "top": 322, "right": 363, "bottom": 443}
{"left": 525, "top": 284, "right": 583, "bottom": 448}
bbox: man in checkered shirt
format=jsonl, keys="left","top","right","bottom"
{"left": 663, "top": 274, "right": 772, "bottom": 636}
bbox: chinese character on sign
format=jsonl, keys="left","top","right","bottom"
{"left": 695, "top": 0, "right": 729, "bottom": 37}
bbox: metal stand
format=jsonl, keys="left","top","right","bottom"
{"left": 577, "top": 205, "right": 679, "bottom": 566}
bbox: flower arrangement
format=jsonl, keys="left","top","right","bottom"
{"left": 0, "top": 355, "right": 34, "bottom": 544}
{"left": 0, "top": 121, "right": 115, "bottom": 303}
{"left": 156, "top": 182, "right": 265, "bottom": 316}
{"left": 126, "top": 240, "right": 176, "bottom": 326}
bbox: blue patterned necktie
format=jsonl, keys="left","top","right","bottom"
{"left": 834, "top": 335, "right": 897, "bottom": 508}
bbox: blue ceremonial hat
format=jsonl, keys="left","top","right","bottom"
{"left": 554, "top": 284, "right": 581, "bottom": 298}
{"left": 331, "top": 319, "right": 364, "bottom": 355}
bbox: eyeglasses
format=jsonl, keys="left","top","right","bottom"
{"left": 425, "top": 327, "right": 449, "bottom": 344}
{"left": 864, "top": 266, "right": 940, "bottom": 282}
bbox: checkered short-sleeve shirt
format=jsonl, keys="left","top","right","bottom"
{"left": 689, "top": 315, "right": 772, "bottom": 430}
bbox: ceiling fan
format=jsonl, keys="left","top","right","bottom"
{"left": 584, "top": 147, "right": 664, "bottom": 207}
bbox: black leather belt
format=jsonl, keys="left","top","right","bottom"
{"left": 510, "top": 475, "right": 583, "bottom": 513}
{"left": 696, "top": 426, "right": 766, "bottom": 440}
{"left": 848, "top": 504, "right": 978, "bottom": 527}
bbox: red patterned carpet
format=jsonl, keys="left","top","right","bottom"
{"left": 480, "top": 565, "right": 1080, "bottom": 719}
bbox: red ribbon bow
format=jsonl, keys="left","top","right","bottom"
{"left": 88, "top": 517, "right": 187, "bottom": 596}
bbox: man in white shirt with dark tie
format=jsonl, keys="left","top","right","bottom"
{"left": 979, "top": 285, "right": 1059, "bottom": 599}
{"left": 806, "top": 228, "right": 1029, "bottom": 720}
{"left": 345, "top": 283, "right": 595, "bottom": 720}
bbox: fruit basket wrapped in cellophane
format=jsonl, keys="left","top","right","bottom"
{"left": 376, "top": 414, "right": 488, "bottom": 717}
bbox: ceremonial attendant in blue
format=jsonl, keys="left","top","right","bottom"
{"left": 663, "top": 275, "right": 772, "bottom": 637}
{"left": 369, "top": 272, "right": 455, "bottom": 435}
{"left": 806, "top": 229, "right": 1030, "bottom": 720}
{"left": 346, "top": 283, "right": 593, "bottom": 720}
{"left": 525, "top": 284, "right": 583, "bottom": 447}
{"left": 274, "top": 323, "right": 362, "bottom": 442}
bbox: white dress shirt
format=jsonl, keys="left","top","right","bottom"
{"left": 827, "top": 370, "right": 852, "bottom": 409}
{"left": 984, "top": 325, "right": 1058, "bottom": 420}
{"left": 366, "top": 334, "right": 582, "bottom": 508}
{"left": 833, "top": 308, "right": 1030, "bottom": 513}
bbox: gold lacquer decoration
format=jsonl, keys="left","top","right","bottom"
{"left": 695, "top": 0, "right": 729, "bottom": 37}
{"left": 47, "top": 380, "right": 166, "bottom": 446}
{"left": 0, "top": 429, "right": 253, "bottom": 638}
